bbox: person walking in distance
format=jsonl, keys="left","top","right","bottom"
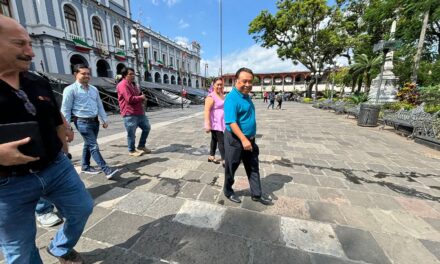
{"left": 204, "top": 77, "right": 225, "bottom": 166}
{"left": 223, "top": 67, "right": 272, "bottom": 205}
{"left": 0, "top": 15, "right": 93, "bottom": 263}
{"left": 116, "top": 67, "right": 151, "bottom": 157}
{"left": 61, "top": 64, "right": 119, "bottom": 179}
{"left": 267, "top": 90, "right": 275, "bottom": 110}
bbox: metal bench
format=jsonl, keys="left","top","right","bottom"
{"left": 346, "top": 104, "right": 360, "bottom": 118}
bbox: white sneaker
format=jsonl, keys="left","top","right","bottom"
{"left": 36, "top": 212, "right": 62, "bottom": 227}
{"left": 105, "top": 168, "right": 120, "bottom": 180}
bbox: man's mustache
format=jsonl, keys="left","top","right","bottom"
{"left": 17, "top": 56, "right": 33, "bottom": 61}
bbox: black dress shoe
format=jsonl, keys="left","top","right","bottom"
{"left": 227, "top": 194, "right": 242, "bottom": 203}
{"left": 251, "top": 196, "right": 273, "bottom": 205}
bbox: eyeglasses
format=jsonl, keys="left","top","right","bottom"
{"left": 15, "top": 89, "right": 37, "bottom": 116}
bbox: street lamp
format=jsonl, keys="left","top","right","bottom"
{"left": 120, "top": 26, "right": 150, "bottom": 86}
{"left": 330, "top": 62, "right": 342, "bottom": 101}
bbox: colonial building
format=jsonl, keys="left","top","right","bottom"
{"left": 1, "top": 0, "right": 203, "bottom": 89}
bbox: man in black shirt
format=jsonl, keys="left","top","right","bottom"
{"left": 0, "top": 15, "right": 93, "bottom": 263}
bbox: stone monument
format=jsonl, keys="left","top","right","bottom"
{"left": 368, "top": 20, "right": 399, "bottom": 103}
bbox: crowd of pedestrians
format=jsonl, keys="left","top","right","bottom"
{"left": 0, "top": 15, "right": 272, "bottom": 264}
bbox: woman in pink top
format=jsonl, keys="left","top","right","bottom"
{"left": 204, "top": 77, "right": 225, "bottom": 165}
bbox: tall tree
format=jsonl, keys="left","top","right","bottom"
{"left": 249, "top": 0, "right": 347, "bottom": 98}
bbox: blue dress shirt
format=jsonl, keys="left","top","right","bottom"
{"left": 61, "top": 81, "right": 108, "bottom": 123}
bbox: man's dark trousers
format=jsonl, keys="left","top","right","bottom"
{"left": 224, "top": 130, "right": 262, "bottom": 197}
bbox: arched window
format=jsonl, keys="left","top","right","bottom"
{"left": 0, "top": 0, "right": 12, "bottom": 17}
{"left": 114, "top": 26, "right": 121, "bottom": 47}
{"left": 64, "top": 5, "right": 79, "bottom": 35}
{"left": 92, "top": 17, "right": 103, "bottom": 43}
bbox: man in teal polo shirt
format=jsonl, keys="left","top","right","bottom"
{"left": 223, "top": 67, "right": 272, "bottom": 205}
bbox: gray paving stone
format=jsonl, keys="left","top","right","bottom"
{"left": 341, "top": 190, "right": 376, "bottom": 208}
{"left": 423, "top": 217, "right": 440, "bottom": 232}
{"left": 217, "top": 208, "right": 281, "bottom": 243}
{"left": 115, "top": 190, "right": 160, "bottom": 215}
{"left": 310, "top": 253, "right": 361, "bottom": 264}
{"left": 198, "top": 185, "right": 221, "bottom": 203}
{"left": 307, "top": 201, "right": 347, "bottom": 225}
{"left": 177, "top": 181, "right": 205, "bottom": 199}
{"left": 372, "top": 232, "right": 439, "bottom": 264}
{"left": 131, "top": 219, "right": 251, "bottom": 264}
{"left": 420, "top": 240, "right": 440, "bottom": 261}
{"left": 84, "top": 206, "right": 112, "bottom": 232}
{"left": 334, "top": 226, "right": 391, "bottom": 264}
{"left": 285, "top": 184, "right": 320, "bottom": 201}
{"left": 339, "top": 205, "right": 382, "bottom": 232}
{"left": 316, "top": 177, "right": 348, "bottom": 189}
{"left": 369, "top": 194, "right": 403, "bottom": 210}
{"left": 173, "top": 200, "right": 226, "bottom": 229}
{"left": 74, "top": 237, "right": 155, "bottom": 264}
{"left": 143, "top": 195, "right": 185, "bottom": 219}
{"left": 182, "top": 170, "right": 204, "bottom": 182}
{"left": 149, "top": 178, "right": 186, "bottom": 197}
{"left": 83, "top": 211, "right": 155, "bottom": 249}
{"left": 317, "top": 188, "right": 350, "bottom": 206}
{"left": 280, "top": 217, "right": 344, "bottom": 257}
{"left": 390, "top": 211, "right": 440, "bottom": 241}
{"left": 292, "top": 173, "right": 320, "bottom": 186}
{"left": 94, "top": 187, "right": 132, "bottom": 208}
{"left": 252, "top": 241, "right": 312, "bottom": 264}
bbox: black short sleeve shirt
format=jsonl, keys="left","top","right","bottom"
{"left": 0, "top": 72, "right": 63, "bottom": 171}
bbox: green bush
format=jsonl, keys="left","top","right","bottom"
{"left": 303, "top": 98, "right": 313, "bottom": 103}
{"left": 382, "top": 102, "right": 415, "bottom": 111}
{"left": 347, "top": 92, "right": 369, "bottom": 104}
{"left": 424, "top": 104, "right": 440, "bottom": 114}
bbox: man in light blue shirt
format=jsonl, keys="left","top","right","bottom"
{"left": 61, "top": 64, "right": 118, "bottom": 179}
{"left": 223, "top": 67, "right": 271, "bottom": 205}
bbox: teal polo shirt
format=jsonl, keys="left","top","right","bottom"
{"left": 224, "top": 87, "right": 256, "bottom": 137}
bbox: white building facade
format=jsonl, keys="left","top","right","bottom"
{"left": 2, "top": 0, "right": 203, "bottom": 89}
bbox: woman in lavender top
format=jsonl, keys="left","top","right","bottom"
{"left": 204, "top": 77, "right": 225, "bottom": 165}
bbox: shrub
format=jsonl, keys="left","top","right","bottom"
{"left": 347, "top": 92, "right": 369, "bottom": 104}
{"left": 303, "top": 98, "right": 313, "bottom": 103}
{"left": 396, "top": 83, "right": 420, "bottom": 105}
{"left": 424, "top": 104, "right": 440, "bottom": 114}
{"left": 382, "top": 102, "right": 415, "bottom": 111}
{"left": 419, "top": 85, "right": 440, "bottom": 113}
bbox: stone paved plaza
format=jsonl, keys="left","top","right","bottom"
{"left": 3, "top": 101, "right": 440, "bottom": 264}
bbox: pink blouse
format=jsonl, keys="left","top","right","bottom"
{"left": 207, "top": 92, "right": 225, "bottom": 132}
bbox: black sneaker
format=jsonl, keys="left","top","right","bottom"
{"left": 105, "top": 168, "right": 120, "bottom": 180}
{"left": 81, "top": 167, "right": 101, "bottom": 175}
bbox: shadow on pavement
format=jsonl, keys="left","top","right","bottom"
{"left": 262, "top": 158, "right": 440, "bottom": 202}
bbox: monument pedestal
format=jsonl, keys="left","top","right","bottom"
{"left": 368, "top": 70, "right": 399, "bottom": 103}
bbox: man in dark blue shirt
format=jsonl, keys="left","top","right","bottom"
{"left": 223, "top": 68, "right": 271, "bottom": 205}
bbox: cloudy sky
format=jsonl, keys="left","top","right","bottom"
{"left": 130, "top": 0, "right": 312, "bottom": 76}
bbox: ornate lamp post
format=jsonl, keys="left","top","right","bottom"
{"left": 117, "top": 26, "right": 150, "bottom": 86}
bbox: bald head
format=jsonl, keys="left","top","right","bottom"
{"left": 0, "top": 15, "right": 34, "bottom": 74}
{"left": 0, "top": 15, "right": 26, "bottom": 36}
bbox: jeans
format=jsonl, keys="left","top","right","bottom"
{"left": 35, "top": 198, "right": 54, "bottom": 215}
{"left": 0, "top": 152, "right": 93, "bottom": 263}
{"left": 74, "top": 120, "right": 110, "bottom": 173}
{"left": 267, "top": 100, "right": 275, "bottom": 109}
{"left": 123, "top": 115, "right": 151, "bottom": 152}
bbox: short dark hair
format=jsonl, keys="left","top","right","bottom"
{"left": 121, "top": 67, "right": 135, "bottom": 78}
{"left": 73, "top": 64, "right": 89, "bottom": 73}
{"left": 235, "top": 67, "right": 254, "bottom": 79}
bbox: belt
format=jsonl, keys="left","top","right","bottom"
{"left": 247, "top": 136, "right": 255, "bottom": 141}
{"left": 0, "top": 168, "right": 40, "bottom": 177}
{"left": 73, "top": 116, "right": 98, "bottom": 122}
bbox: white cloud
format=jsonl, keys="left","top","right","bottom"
{"left": 178, "top": 19, "right": 189, "bottom": 29}
{"left": 152, "top": 0, "right": 180, "bottom": 7}
{"left": 201, "top": 45, "right": 310, "bottom": 77}
{"left": 174, "top": 36, "right": 191, "bottom": 49}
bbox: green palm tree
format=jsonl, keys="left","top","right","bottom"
{"left": 349, "top": 53, "right": 382, "bottom": 94}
